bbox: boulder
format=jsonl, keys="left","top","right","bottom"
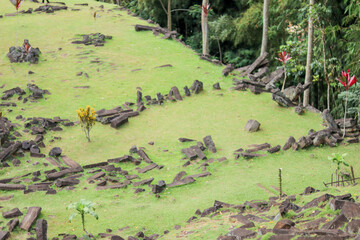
{"left": 274, "top": 219, "right": 295, "bottom": 229}
{"left": 190, "top": 80, "right": 203, "bottom": 94}
{"left": 49, "top": 147, "right": 62, "bottom": 157}
{"left": 345, "top": 219, "right": 360, "bottom": 235}
{"left": 213, "top": 82, "right": 221, "bottom": 90}
{"left": 244, "top": 120, "right": 260, "bottom": 132}
{"left": 283, "top": 136, "right": 296, "bottom": 151}
{"left": 203, "top": 135, "right": 216, "bottom": 153}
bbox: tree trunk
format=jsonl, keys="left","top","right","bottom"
{"left": 217, "top": 37, "right": 222, "bottom": 63}
{"left": 202, "top": 0, "right": 209, "bottom": 56}
{"left": 321, "top": 29, "right": 330, "bottom": 110}
{"left": 167, "top": 0, "right": 172, "bottom": 30}
{"left": 261, "top": 0, "right": 270, "bottom": 55}
{"left": 303, "top": 0, "right": 315, "bottom": 107}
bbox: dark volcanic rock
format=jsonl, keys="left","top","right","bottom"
{"left": 203, "top": 135, "right": 216, "bottom": 153}
{"left": 2, "top": 208, "right": 23, "bottom": 219}
{"left": 190, "top": 80, "right": 203, "bottom": 94}
{"left": 7, "top": 40, "right": 41, "bottom": 64}
{"left": 49, "top": 147, "right": 62, "bottom": 157}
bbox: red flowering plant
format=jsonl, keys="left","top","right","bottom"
{"left": 275, "top": 51, "right": 292, "bottom": 92}
{"left": 337, "top": 69, "right": 357, "bottom": 136}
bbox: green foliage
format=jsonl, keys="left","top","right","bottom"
{"left": 338, "top": 83, "right": 360, "bottom": 120}
{"left": 328, "top": 153, "right": 349, "bottom": 170}
{"left": 67, "top": 199, "right": 99, "bottom": 233}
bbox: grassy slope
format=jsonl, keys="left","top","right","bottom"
{"left": 0, "top": 1, "right": 359, "bottom": 239}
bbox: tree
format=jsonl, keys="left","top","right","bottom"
{"left": 303, "top": 0, "right": 315, "bottom": 107}
{"left": 201, "top": 0, "right": 210, "bottom": 56}
{"left": 158, "top": 0, "right": 172, "bottom": 30}
{"left": 260, "top": 0, "right": 269, "bottom": 55}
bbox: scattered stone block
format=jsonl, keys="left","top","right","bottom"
{"left": 245, "top": 120, "right": 260, "bottom": 132}
{"left": 203, "top": 135, "right": 216, "bottom": 153}
{"left": 2, "top": 208, "right": 23, "bottom": 218}
{"left": 8, "top": 218, "right": 19, "bottom": 232}
{"left": 133, "top": 178, "right": 154, "bottom": 187}
{"left": 36, "top": 219, "right": 47, "bottom": 240}
{"left": 137, "top": 163, "right": 158, "bottom": 174}
{"left": 20, "top": 207, "right": 42, "bottom": 231}
{"left": 0, "top": 231, "right": 10, "bottom": 240}
{"left": 283, "top": 136, "right": 296, "bottom": 151}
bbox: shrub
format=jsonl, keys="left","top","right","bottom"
{"left": 76, "top": 105, "right": 96, "bottom": 142}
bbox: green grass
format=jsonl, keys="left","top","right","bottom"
{"left": 0, "top": 0, "right": 359, "bottom": 239}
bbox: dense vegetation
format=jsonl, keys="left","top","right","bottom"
{"left": 108, "top": 0, "right": 360, "bottom": 120}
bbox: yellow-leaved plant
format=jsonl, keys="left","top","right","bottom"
{"left": 76, "top": 105, "right": 96, "bottom": 142}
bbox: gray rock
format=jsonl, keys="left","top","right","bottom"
{"left": 244, "top": 120, "right": 260, "bottom": 132}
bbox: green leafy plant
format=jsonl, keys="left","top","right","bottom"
{"left": 67, "top": 199, "right": 99, "bottom": 233}
{"left": 328, "top": 153, "right": 349, "bottom": 170}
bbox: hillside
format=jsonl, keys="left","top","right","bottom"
{"left": 0, "top": 1, "right": 359, "bottom": 239}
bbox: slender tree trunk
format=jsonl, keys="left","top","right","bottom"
{"left": 167, "top": 0, "right": 172, "bottom": 30}
{"left": 303, "top": 0, "right": 315, "bottom": 107}
{"left": 261, "top": 0, "right": 270, "bottom": 55}
{"left": 344, "top": 91, "right": 348, "bottom": 137}
{"left": 217, "top": 37, "right": 222, "bottom": 62}
{"left": 201, "top": 0, "right": 209, "bottom": 56}
{"left": 321, "top": 29, "right": 330, "bottom": 110}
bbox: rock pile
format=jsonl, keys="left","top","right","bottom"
{"left": 7, "top": 40, "right": 41, "bottom": 64}
{"left": 34, "top": 5, "right": 68, "bottom": 13}
{"left": 71, "top": 33, "right": 113, "bottom": 47}
{"left": 178, "top": 189, "right": 360, "bottom": 240}
{"left": 135, "top": 24, "right": 177, "bottom": 40}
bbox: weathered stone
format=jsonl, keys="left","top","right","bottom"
{"left": 110, "top": 115, "right": 128, "bottom": 128}
{"left": 345, "top": 219, "right": 360, "bottom": 235}
{"left": 0, "top": 231, "right": 10, "bottom": 240}
{"left": 20, "top": 207, "right": 41, "bottom": 231}
{"left": 0, "top": 183, "right": 26, "bottom": 191}
{"left": 88, "top": 172, "right": 105, "bottom": 182}
{"left": 8, "top": 218, "right": 19, "bottom": 232}
{"left": 83, "top": 162, "right": 108, "bottom": 169}
{"left": 303, "top": 186, "right": 317, "bottom": 195}
{"left": 340, "top": 201, "right": 360, "bottom": 218}
{"left": 213, "top": 82, "right": 221, "bottom": 90}
{"left": 168, "top": 176, "right": 195, "bottom": 187}
{"left": 303, "top": 194, "right": 333, "bottom": 209}
{"left": 170, "top": 86, "right": 182, "bottom": 101}
{"left": 49, "top": 147, "right": 62, "bottom": 157}
{"left": 228, "top": 228, "right": 256, "bottom": 239}
{"left": 2, "top": 208, "right": 23, "bottom": 218}
{"left": 137, "top": 163, "right": 158, "bottom": 174}
{"left": 36, "top": 219, "right": 47, "bottom": 240}
{"left": 272, "top": 90, "right": 294, "bottom": 107}
{"left": 321, "top": 109, "right": 339, "bottom": 130}
{"left": 190, "top": 80, "right": 203, "bottom": 94}
{"left": 300, "top": 218, "right": 327, "bottom": 231}
{"left": 137, "top": 149, "right": 152, "bottom": 163}
{"left": 267, "top": 145, "right": 281, "bottom": 154}
{"left": 184, "top": 86, "right": 191, "bottom": 96}
{"left": 283, "top": 136, "right": 296, "bottom": 151}
{"left": 203, "top": 135, "right": 216, "bottom": 153}
{"left": 321, "top": 214, "right": 348, "bottom": 230}
{"left": 55, "top": 178, "right": 80, "bottom": 188}
{"left": 222, "top": 64, "right": 235, "bottom": 76}
{"left": 244, "top": 120, "right": 260, "bottom": 132}
{"left": 133, "top": 178, "right": 154, "bottom": 187}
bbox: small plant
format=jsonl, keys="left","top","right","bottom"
{"left": 328, "top": 153, "right": 349, "bottom": 186}
{"left": 328, "top": 153, "right": 349, "bottom": 170}
{"left": 67, "top": 199, "right": 98, "bottom": 233}
{"left": 76, "top": 105, "right": 96, "bottom": 142}
{"left": 275, "top": 51, "right": 292, "bottom": 92}
{"left": 337, "top": 70, "right": 357, "bottom": 136}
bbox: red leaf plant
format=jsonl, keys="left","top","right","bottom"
{"left": 337, "top": 69, "right": 357, "bottom": 136}
{"left": 275, "top": 51, "right": 292, "bottom": 92}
